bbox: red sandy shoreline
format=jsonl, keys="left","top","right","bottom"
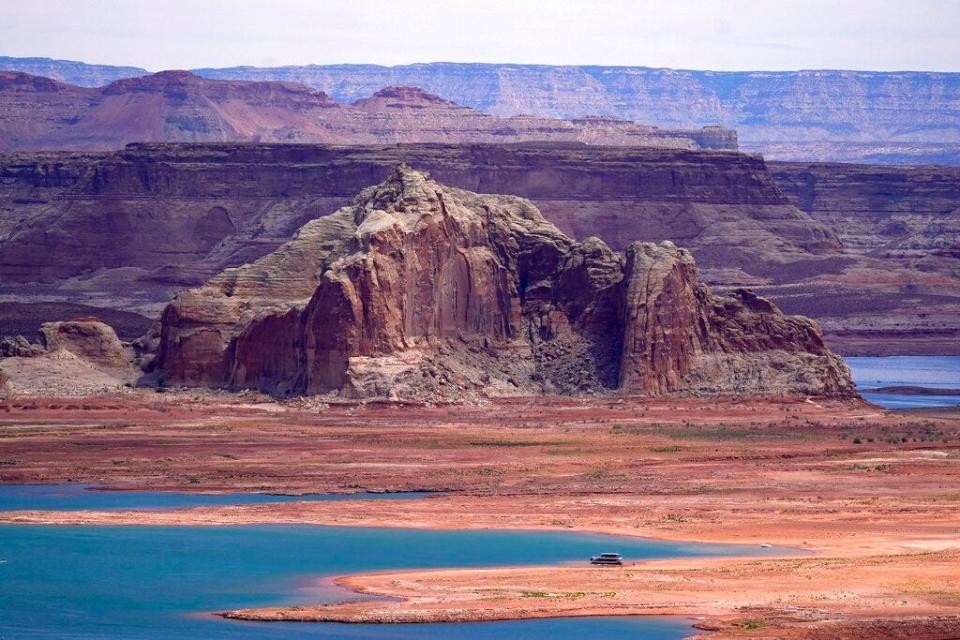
{"left": 1, "top": 392, "right": 959, "bottom": 638}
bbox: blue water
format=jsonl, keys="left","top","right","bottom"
{"left": 845, "top": 356, "right": 960, "bottom": 409}
{"left": 0, "top": 523, "right": 744, "bottom": 639}
{"left": 0, "top": 484, "right": 430, "bottom": 512}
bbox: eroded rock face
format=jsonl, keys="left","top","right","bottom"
{"left": 155, "top": 166, "right": 853, "bottom": 399}
{"left": 0, "top": 143, "right": 836, "bottom": 296}
{"left": 0, "top": 365, "right": 9, "bottom": 398}
{"left": 37, "top": 318, "right": 128, "bottom": 369}
{"left": 0, "top": 71, "right": 735, "bottom": 152}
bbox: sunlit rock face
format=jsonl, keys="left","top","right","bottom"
{"left": 155, "top": 166, "right": 854, "bottom": 400}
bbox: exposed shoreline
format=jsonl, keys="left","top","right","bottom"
{"left": 1, "top": 392, "right": 959, "bottom": 638}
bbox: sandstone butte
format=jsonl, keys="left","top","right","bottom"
{"left": 154, "top": 165, "right": 853, "bottom": 400}
{"left": 3, "top": 142, "right": 957, "bottom": 356}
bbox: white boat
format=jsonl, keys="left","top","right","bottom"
{"left": 589, "top": 552, "right": 623, "bottom": 566}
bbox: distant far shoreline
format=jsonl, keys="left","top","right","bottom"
{"left": 870, "top": 385, "right": 960, "bottom": 396}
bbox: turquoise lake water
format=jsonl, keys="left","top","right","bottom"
{"left": 0, "top": 483, "right": 430, "bottom": 511}
{"left": 845, "top": 356, "right": 960, "bottom": 409}
{"left": 0, "top": 522, "right": 733, "bottom": 639}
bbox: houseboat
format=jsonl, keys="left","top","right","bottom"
{"left": 589, "top": 552, "right": 623, "bottom": 566}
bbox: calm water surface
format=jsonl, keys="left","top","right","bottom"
{"left": 0, "top": 522, "right": 731, "bottom": 639}
{"left": 845, "top": 355, "right": 960, "bottom": 409}
{"left": 0, "top": 483, "right": 430, "bottom": 512}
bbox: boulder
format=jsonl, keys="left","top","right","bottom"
{"left": 37, "top": 318, "right": 128, "bottom": 369}
{"left": 0, "top": 335, "right": 43, "bottom": 358}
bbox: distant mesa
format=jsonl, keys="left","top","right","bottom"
{"left": 2, "top": 56, "right": 956, "bottom": 163}
{"left": 0, "top": 70, "right": 737, "bottom": 152}
{"left": 353, "top": 85, "right": 457, "bottom": 109}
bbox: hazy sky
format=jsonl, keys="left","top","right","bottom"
{"left": 4, "top": 0, "right": 959, "bottom": 71}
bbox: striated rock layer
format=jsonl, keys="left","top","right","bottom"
{"left": 1, "top": 142, "right": 955, "bottom": 354}
{"left": 0, "top": 143, "right": 835, "bottom": 291}
{"left": 0, "top": 71, "right": 734, "bottom": 152}
{"left": 3, "top": 57, "right": 958, "bottom": 163}
{"left": 155, "top": 166, "right": 852, "bottom": 399}
{"left": 760, "top": 162, "right": 960, "bottom": 355}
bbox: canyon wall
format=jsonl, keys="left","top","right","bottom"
{"left": 195, "top": 64, "right": 960, "bottom": 164}
{"left": 155, "top": 166, "right": 853, "bottom": 399}
{"left": 1, "top": 143, "right": 956, "bottom": 354}
{"left": 0, "top": 56, "right": 148, "bottom": 87}
{"left": 767, "top": 162, "right": 960, "bottom": 354}
{"left": 0, "top": 143, "right": 835, "bottom": 297}
{"left": 0, "top": 71, "right": 734, "bottom": 152}
{"left": 2, "top": 57, "right": 955, "bottom": 163}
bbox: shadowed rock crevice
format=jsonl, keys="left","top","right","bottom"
{"left": 153, "top": 166, "right": 853, "bottom": 400}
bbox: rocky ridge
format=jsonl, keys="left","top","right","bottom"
{"left": 155, "top": 166, "right": 853, "bottom": 400}
{"left": 3, "top": 57, "right": 958, "bottom": 163}
{"left": 0, "top": 71, "right": 735, "bottom": 152}
{"left": 3, "top": 142, "right": 955, "bottom": 354}
{"left": 190, "top": 64, "right": 960, "bottom": 165}
{"left": 3, "top": 57, "right": 954, "bottom": 164}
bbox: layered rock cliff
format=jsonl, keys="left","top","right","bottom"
{"left": 155, "top": 166, "right": 853, "bottom": 399}
{"left": 5, "top": 142, "right": 954, "bottom": 355}
{"left": 0, "top": 143, "right": 835, "bottom": 294}
{"left": 762, "top": 162, "right": 960, "bottom": 354}
{"left": 3, "top": 57, "right": 958, "bottom": 163}
{"left": 0, "top": 71, "right": 734, "bottom": 152}
{"left": 191, "top": 64, "right": 960, "bottom": 165}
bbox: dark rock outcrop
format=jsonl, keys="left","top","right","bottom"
{"left": 155, "top": 166, "right": 853, "bottom": 399}
{"left": 0, "top": 335, "right": 43, "bottom": 358}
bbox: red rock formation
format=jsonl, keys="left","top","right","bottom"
{"left": 0, "top": 71, "right": 735, "bottom": 152}
{"left": 36, "top": 318, "right": 128, "bottom": 369}
{"left": 5, "top": 58, "right": 959, "bottom": 163}
{"left": 3, "top": 142, "right": 955, "bottom": 355}
{"left": 0, "top": 364, "right": 9, "bottom": 398}
{"left": 155, "top": 166, "right": 853, "bottom": 399}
